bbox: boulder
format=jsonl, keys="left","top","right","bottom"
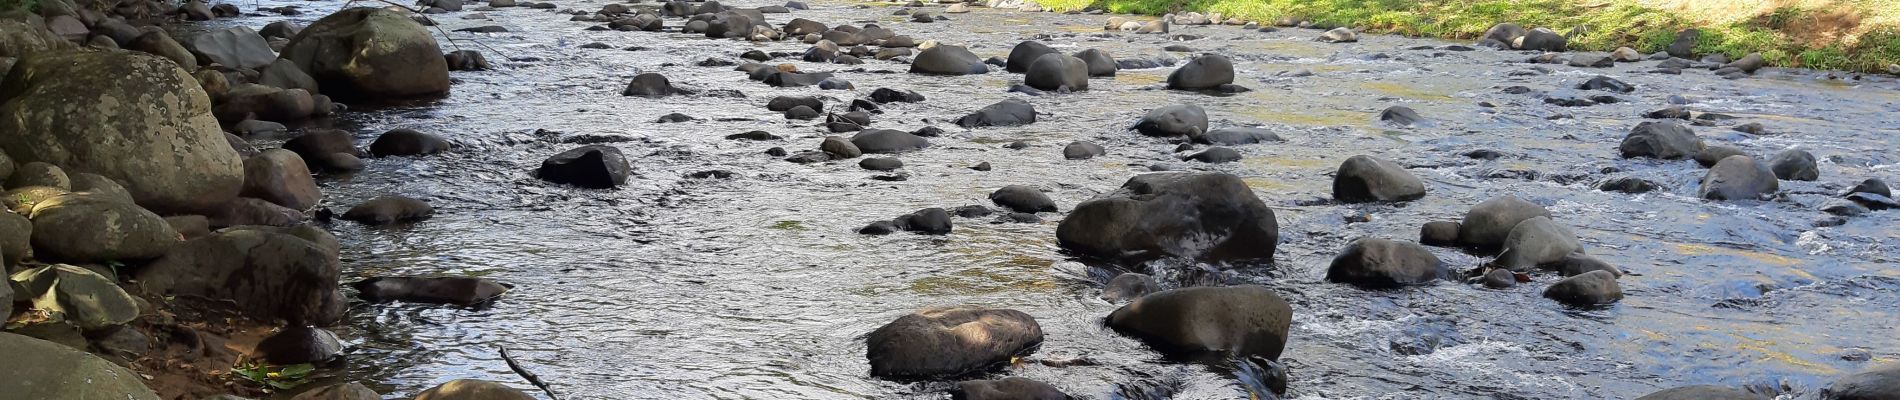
{"left": 1057, "top": 173, "right": 1278, "bottom": 264}
{"left": 1166, "top": 54, "right": 1233, "bottom": 90}
{"left": 894, "top": 208, "right": 953, "bottom": 235}
{"left": 1133, "top": 104, "right": 1207, "bottom": 137}
{"left": 208, "top": 197, "right": 303, "bottom": 228}
{"left": 414, "top": 379, "right": 535, "bottom": 400}
{"left": 1823, "top": 363, "right": 1900, "bottom": 400}
{"left": 1004, "top": 40, "right": 1058, "bottom": 73}
{"left": 1848, "top": 178, "right": 1892, "bottom": 198}
{"left": 952, "top": 378, "right": 1071, "bottom": 400}
{"left": 1074, "top": 48, "right": 1117, "bottom": 77}
{"left": 1554, "top": 253, "right": 1622, "bottom": 277}
{"left": 138, "top": 225, "right": 345, "bottom": 325}
{"left": 1580, "top": 76, "right": 1634, "bottom": 93}
{"left": 254, "top": 325, "right": 342, "bottom": 365}
{"left": 766, "top": 96, "right": 823, "bottom": 112}
{"left": 782, "top": 18, "right": 827, "bottom": 36}
{"left": 369, "top": 128, "right": 451, "bottom": 156}
{"left": 215, "top": 84, "right": 317, "bottom": 123}
{"left": 819, "top": 136, "right": 861, "bottom": 159}
{"left": 1619, "top": 121, "right": 1703, "bottom": 160}
{"left": 1515, "top": 27, "right": 1566, "bottom": 52}
{"left": 10, "top": 264, "right": 140, "bottom": 329}
{"left": 1379, "top": 106, "right": 1425, "bottom": 127}
{"left": 1543, "top": 270, "right": 1621, "bottom": 306}
{"left": 290, "top": 382, "right": 380, "bottom": 400}
{"left": 186, "top": 26, "right": 276, "bottom": 69}
{"left": 0, "top": 211, "right": 29, "bottom": 264}
{"left": 866, "top": 306, "right": 1042, "bottom": 379}
{"left": 0, "top": 10, "right": 76, "bottom": 58}
{"left": 1768, "top": 149, "right": 1818, "bottom": 181}
{"left": 1420, "top": 221, "right": 1460, "bottom": 246}
{"left": 1024, "top": 53, "right": 1088, "bottom": 91}
{"left": 7, "top": 161, "right": 69, "bottom": 189}
{"left": 1199, "top": 127, "right": 1282, "bottom": 145}
{"left": 1105, "top": 285, "right": 1291, "bottom": 361}
{"left": 956, "top": 99, "right": 1036, "bottom": 128}
{"left": 1495, "top": 216, "right": 1582, "bottom": 271}
{"left": 859, "top": 157, "right": 903, "bottom": 171}
{"left": 1698, "top": 155, "right": 1778, "bottom": 201}
{"left": 1318, "top": 27, "right": 1357, "bottom": 43}
{"left": 1100, "top": 273, "right": 1159, "bottom": 303}
{"left": 445, "top": 50, "right": 490, "bottom": 71}
{"left": 1326, "top": 238, "right": 1443, "bottom": 288}
{"left": 1063, "top": 141, "right": 1105, "bottom": 160}
{"left": 1183, "top": 147, "right": 1241, "bottom": 163}
{"left": 1635, "top": 385, "right": 1768, "bottom": 400}
{"left": 989, "top": 185, "right": 1055, "bottom": 213}
{"left": 241, "top": 149, "right": 321, "bottom": 211}
{"left": 623, "top": 73, "right": 677, "bottom": 97}
{"left": 1458, "top": 195, "right": 1551, "bottom": 249}
{"left": 261, "top": 21, "right": 305, "bottom": 40}
{"left": 538, "top": 145, "right": 632, "bottom": 188}
{"left": 352, "top": 276, "right": 509, "bottom": 305}
{"left": 870, "top": 87, "right": 925, "bottom": 103}
{"left": 341, "top": 195, "right": 433, "bottom": 225}
{"left": 1694, "top": 146, "right": 1747, "bottom": 168}
{"left": 1569, "top": 53, "right": 1613, "bottom": 68}
{"left": 1333, "top": 155, "right": 1425, "bottom": 202}
{"left": 279, "top": 7, "right": 452, "bottom": 100}
{"left": 1725, "top": 53, "right": 1765, "bottom": 74}
{"left": 258, "top": 59, "right": 319, "bottom": 93}
{"left": 283, "top": 129, "right": 366, "bottom": 172}
{"left": 127, "top": 31, "right": 198, "bottom": 71}
{"left": 851, "top": 129, "right": 930, "bottom": 154}
{"left": 27, "top": 193, "right": 177, "bottom": 263}
{"left": 0, "top": 332, "right": 160, "bottom": 400}
{"left": 910, "top": 44, "right": 987, "bottom": 75}
{"left": 1480, "top": 23, "right": 1526, "bottom": 45}
{"left": 0, "top": 51, "right": 243, "bottom": 214}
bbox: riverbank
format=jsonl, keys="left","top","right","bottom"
{"left": 1040, "top": 0, "right": 1900, "bottom": 73}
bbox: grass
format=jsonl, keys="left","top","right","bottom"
{"left": 1038, "top": 0, "right": 1900, "bottom": 73}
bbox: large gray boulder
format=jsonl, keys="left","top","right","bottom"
{"left": 9, "top": 264, "right": 140, "bottom": 329}
{"left": 0, "top": 332, "right": 160, "bottom": 400}
{"left": 241, "top": 149, "right": 321, "bottom": 210}
{"left": 1057, "top": 173, "right": 1278, "bottom": 265}
{"left": 1326, "top": 238, "right": 1443, "bottom": 288}
{"left": 1333, "top": 155, "right": 1425, "bottom": 202}
{"left": 866, "top": 306, "right": 1043, "bottom": 379}
{"left": 27, "top": 193, "right": 178, "bottom": 263}
{"left": 279, "top": 7, "right": 451, "bottom": 101}
{"left": 186, "top": 26, "right": 277, "bottom": 69}
{"left": 1106, "top": 285, "right": 1291, "bottom": 361}
{"left": 1004, "top": 40, "right": 1058, "bottom": 73}
{"left": 1133, "top": 104, "right": 1207, "bottom": 137}
{"left": 1496, "top": 216, "right": 1582, "bottom": 271}
{"left": 910, "top": 45, "right": 988, "bottom": 75}
{"left": 1024, "top": 53, "right": 1088, "bottom": 92}
{"left": 1544, "top": 270, "right": 1622, "bottom": 306}
{"left": 414, "top": 379, "right": 534, "bottom": 400}
{"left": 1458, "top": 195, "right": 1551, "bottom": 249}
{"left": 1824, "top": 363, "right": 1900, "bottom": 400}
{"left": 1619, "top": 121, "right": 1703, "bottom": 160}
{"left": 0, "top": 51, "right": 244, "bottom": 214}
{"left": 1636, "top": 385, "right": 1768, "bottom": 400}
{"left": 0, "top": 10, "right": 77, "bottom": 58}
{"left": 1165, "top": 54, "right": 1233, "bottom": 90}
{"left": 1698, "top": 155, "right": 1778, "bottom": 201}
{"left": 127, "top": 30, "right": 198, "bottom": 71}
{"left": 138, "top": 225, "right": 346, "bottom": 325}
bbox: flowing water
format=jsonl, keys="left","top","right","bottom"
{"left": 185, "top": 1, "right": 1900, "bottom": 398}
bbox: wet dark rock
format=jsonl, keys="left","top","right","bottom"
{"left": 1568, "top": 53, "right": 1613, "bottom": 68}
{"left": 990, "top": 185, "right": 1056, "bottom": 213}
{"left": 342, "top": 195, "right": 432, "bottom": 225}
{"left": 858, "top": 220, "right": 898, "bottom": 235}
{"left": 866, "top": 306, "right": 1041, "bottom": 379}
{"left": 859, "top": 157, "right": 903, "bottom": 171}
{"left": 1823, "top": 363, "right": 1900, "bottom": 400}
{"left": 1579, "top": 76, "right": 1634, "bottom": 93}
{"left": 656, "top": 113, "right": 697, "bottom": 123}
{"left": 1769, "top": 149, "right": 1819, "bottom": 181}
{"left": 1620, "top": 121, "right": 1704, "bottom": 160}
{"left": 353, "top": 276, "right": 509, "bottom": 306}
{"left": 1058, "top": 173, "right": 1278, "bottom": 264}
{"left": 911, "top": 45, "right": 988, "bottom": 75}
{"left": 951, "top": 377, "right": 1070, "bottom": 400}
{"left": 1106, "top": 285, "right": 1291, "bottom": 361}
{"left": 1166, "top": 54, "right": 1234, "bottom": 90}
{"left": 1823, "top": 199, "right": 1870, "bottom": 216}
{"left": 895, "top": 208, "right": 953, "bottom": 234}
{"left": 1848, "top": 178, "right": 1892, "bottom": 198}
{"left": 1459, "top": 195, "right": 1552, "bottom": 249}
{"left": 1100, "top": 273, "right": 1159, "bottom": 303}
{"left": 1699, "top": 155, "right": 1779, "bottom": 201}
{"left": 1334, "top": 155, "right": 1426, "bottom": 202}
{"left": 782, "top": 18, "right": 827, "bottom": 36}
{"left": 1133, "top": 104, "right": 1208, "bottom": 137}
{"left": 957, "top": 99, "right": 1036, "bottom": 128}
{"left": 1516, "top": 27, "right": 1567, "bottom": 52}
{"left": 445, "top": 50, "right": 491, "bottom": 71}
{"left": 1544, "top": 270, "right": 1622, "bottom": 306}
{"left": 785, "top": 105, "right": 821, "bottom": 120}
{"left": 414, "top": 380, "right": 532, "bottom": 399}
{"left": 1420, "top": 221, "right": 1461, "bottom": 246}
{"left": 997, "top": 212, "right": 1041, "bottom": 224}
{"left": 763, "top": 71, "right": 837, "bottom": 87}
{"left": 622, "top": 73, "right": 678, "bottom": 97}
{"left": 850, "top": 99, "right": 882, "bottom": 114}
{"left": 1724, "top": 53, "right": 1766, "bottom": 74}
{"left": 1199, "top": 127, "right": 1282, "bottom": 145}
{"left": 1646, "top": 106, "right": 1691, "bottom": 120}
{"left": 1695, "top": 146, "right": 1747, "bottom": 168}
{"left": 1379, "top": 106, "right": 1425, "bottom": 127}
{"left": 1480, "top": 23, "right": 1526, "bottom": 46}
{"left": 1636, "top": 385, "right": 1768, "bottom": 400}
{"left": 821, "top": 136, "right": 862, "bottom": 159}
{"left": 369, "top": 128, "right": 450, "bottom": 157}
{"left": 1318, "top": 27, "right": 1358, "bottom": 43}
{"left": 1074, "top": 48, "right": 1117, "bottom": 77}
{"left": 538, "top": 145, "right": 632, "bottom": 189}
{"left": 1666, "top": 29, "right": 1699, "bottom": 58}
{"left": 1005, "top": 40, "right": 1059, "bottom": 73}
{"left": 1327, "top": 238, "right": 1443, "bottom": 288}
{"left": 819, "top": 77, "right": 855, "bottom": 90}
{"left": 1183, "top": 147, "right": 1241, "bottom": 163}
{"left": 870, "top": 88, "right": 926, "bottom": 103}
{"left": 1025, "top": 53, "right": 1089, "bottom": 91}
{"left": 1007, "top": 84, "right": 1046, "bottom": 96}
{"left": 1554, "top": 253, "right": 1622, "bottom": 277}
{"left": 1063, "top": 141, "right": 1106, "bottom": 160}
{"left": 1496, "top": 216, "right": 1582, "bottom": 271}
{"left": 953, "top": 205, "right": 994, "bottom": 218}
{"left": 851, "top": 129, "right": 930, "bottom": 154}
{"left": 1733, "top": 122, "right": 1766, "bottom": 135}
{"left": 254, "top": 326, "right": 342, "bottom": 365}
{"left": 1481, "top": 268, "right": 1516, "bottom": 289}
{"left": 767, "top": 96, "right": 824, "bottom": 112}
{"left": 970, "top": 162, "right": 992, "bottom": 171}
{"left": 1597, "top": 176, "right": 1657, "bottom": 193}
{"left": 139, "top": 225, "right": 344, "bottom": 325}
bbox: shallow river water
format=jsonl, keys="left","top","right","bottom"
{"left": 190, "top": 0, "right": 1900, "bottom": 398}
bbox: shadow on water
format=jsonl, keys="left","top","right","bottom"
{"left": 184, "top": 0, "right": 1900, "bottom": 398}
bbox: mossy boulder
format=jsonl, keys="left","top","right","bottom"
{"left": 279, "top": 7, "right": 451, "bottom": 101}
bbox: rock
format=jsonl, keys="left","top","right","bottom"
{"left": 1420, "top": 221, "right": 1460, "bottom": 246}
{"left": 767, "top": 96, "right": 824, "bottom": 113}
{"left": 258, "top": 59, "right": 318, "bottom": 93}
{"left": 1063, "top": 141, "right": 1105, "bottom": 160}
{"left": 10, "top": 264, "right": 140, "bottom": 329}
{"left": 0, "top": 211, "right": 28, "bottom": 264}
{"left": 1071, "top": 48, "right": 1118, "bottom": 77}
{"left": 894, "top": 207, "right": 953, "bottom": 234}
{"left": 1699, "top": 155, "right": 1779, "bottom": 200}
{"left": 254, "top": 325, "right": 342, "bottom": 365}
{"left": 70, "top": 173, "right": 132, "bottom": 203}
{"left": 1004, "top": 40, "right": 1058, "bottom": 74}
{"left": 851, "top": 129, "right": 930, "bottom": 154}
{"left": 946, "top": 3, "right": 968, "bottom": 13}
{"left": 785, "top": 105, "right": 820, "bottom": 120}
{"left": 1580, "top": 75, "right": 1634, "bottom": 93}
{"left": 214, "top": 84, "right": 318, "bottom": 123}
{"left": 261, "top": 21, "right": 305, "bottom": 40}
{"left": 1768, "top": 149, "right": 1818, "bottom": 181}
{"left": 1458, "top": 195, "right": 1551, "bottom": 249}
{"left": 1106, "top": 285, "right": 1291, "bottom": 361}
{"left": 1058, "top": 173, "right": 1277, "bottom": 264}
{"left": 208, "top": 197, "right": 303, "bottom": 228}
{"left": 859, "top": 157, "right": 903, "bottom": 171}
{"left": 622, "top": 73, "right": 677, "bottom": 97}
{"left": 414, "top": 379, "right": 534, "bottom": 400}
{"left": 1725, "top": 53, "right": 1765, "bottom": 74}
{"left": 911, "top": 45, "right": 988, "bottom": 75}
{"left": 820, "top": 136, "right": 862, "bottom": 159}
{"left": 352, "top": 276, "right": 509, "bottom": 305}
{"left": 858, "top": 220, "right": 898, "bottom": 235}
{"left": 1610, "top": 47, "right": 1642, "bottom": 62}
{"left": 1568, "top": 53, "right": 1613, "bottom": 68}
{"left": 1100, "top": 273, "right": 1159, "bottom": 303}
{"left": 283, "top": 129, "right": 364, "bottom": 169}
{"left": 341, "top": 195, "right": 433, "bottom": 225}
{"left": 870, "top": 88, "right": 926, "bottom": 103}
{"left": 1333, "top": 155, "right": 1426, "bottom": 202}
{"left": 139, "top": 225, "right": 344, "bottom": 325}
{"left": 1184, "top": 147, "right": 1241, "bottom": 163}
{"left": 0, "top": 11, "right": 75, "bottom": 58}
{"left": 866, "top": 306, "right": 1042, "bottom": 379}
{"left": 1666, "top": 29, "right": 1699, "bottom": 58}
{"left": 952, "top": 377, "right": 1070, "bottom": 400}
{"left": 1326, "top": 237, "right": 1444, "bottom": 288}
{"left": 1597, "top": 176, "right": 1657, "bottom": 193}
{"left": 280, "top": 8, "right": 451, "bottom": 100}
{"left": 538, "top": 145, "right": 631, "bottom": 189}
{"left": 1133, "top": 104, "right": 1213, "bottom": 139}
{"left": 127, "top": 31, "right": 197, "bottom": 71}
{"left": 369, "top": 128, "right": 451, "bottom": 157}
{"left": 1544, "top": 270, "right": 1622, "bottom": 306}
{"left": 0, "top": 51, "right": 243, "bottom": 214}
{"left": 1199, "top": 127, "right": 1282, "bottom": 145}
{"left": 1480, "top": 23, "right": 1526, "bottom": 45}
{"left": 1635, "top": 385, "right": 1767, "bottom": 400}
{"left": 1482, "top": 268, "right": 1516, "bottom": 289}
{"left": 970, "top": 162, "right": 992, "bottom": 171}
{"left": 445, "top": 50, "right": 491, "bottom": 71}
{"left": 1646, "top": 106, "right": 1691, "bottom": 120}
{"left": 1515, "top": 27, "right": 1566, "bottom": 52}
{"left": 1619, "top": 121, "right": 1703, "bottom": 160}
{"left": 186, "top": 26, "right": 276, "bottom": 70}
{"left": 289, "top": 382, "right": 380, "bottom": 400}
{"left": 241, "top": 149, "right": 321, "bottom": 210}
{"left": 1848, "top": 178, "right": 1892, "bottom": 198}
{"left": 7, "top": 161, "right": 69, "bottom": 189}
{"left": 957, "top": 99, "right": 1036, "bottom": 128}
{"left": 27, "top": 193, "right": 177, "bottom": 263}
{"left": 1379, "top": 106, "right": 1425, "bottom": 127}
{"left": 3, "top": 186, "right": 67, "bottom": 214}
{"left": 1824, "top": 363, "right": 1900, "bottom": 400}
{"left": 1025, "top": 53, "right": 1088, "bottom": 91}
{"left": 990, "top": 185, "right": 1056, "bottom": 213}
{"left": 1496, "top": 216, "right": 1582, "bottom": 271}
{"left": 1554, "top": 253, "right": 1622, "bottom": 277}
{"left": 1166, "top": 54, "right": 1233, "bottom": 90}
{"left": 1694, "top": 146, "right": 1747, "bottom": 168}
{"left": 1319, "top": 27, "right": 1357, "bottom": 43}
{"left": 0, "top": 332, "right": 160, "bottom": 400}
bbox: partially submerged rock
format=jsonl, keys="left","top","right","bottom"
{"left": 866, "top": 306, "right": 1043, "bottom": 379}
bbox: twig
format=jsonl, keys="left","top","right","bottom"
{"left": 499, "top": 347, "right": 559, "bottom": 400}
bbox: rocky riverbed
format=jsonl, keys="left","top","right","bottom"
{"left": 3, "top": 0, "right": 1899, "bottom": 399}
